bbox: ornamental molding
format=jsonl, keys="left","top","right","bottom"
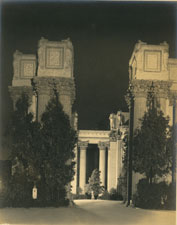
{"left": 128, "top": 80, "right": 172, "bottom": 98}
{"left": 109, "top": 130, "right": 121, "bottom": 142}
{"left": 32, "top": 77, "right": 75, "bottom": 103}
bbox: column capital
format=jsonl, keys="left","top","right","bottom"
{"left": 169, "top": 91, "right": 177, "bottom": 106}
{"left": 78, "top": 141, "right": 89, "bottom": 149}
{"left": 32, "top": 77, "right": 54, "bottom": 96}
{"left": 128, "top": 80, "right": 172, "bottom": 98}
{"left": 98, "top": 141, "right": 110, "bottom": 150}
{"left": 32, "top": 76, "right": 76, "bottom": 104}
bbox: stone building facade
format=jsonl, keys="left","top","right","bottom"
{"left": 8, "top": 37, "right": 129, "bottom": 195}
{"left": 6, "top": 38, "right": 177, "bottom": 197}
{"left": 73, "top": 111, "right": 129, "bottom": 194}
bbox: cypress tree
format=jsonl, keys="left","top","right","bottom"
{"left": 132, "top": 89, "right": 172, "bottom": 184}
{"left": 40, "top": 91, "right": 77, "bottom": 203}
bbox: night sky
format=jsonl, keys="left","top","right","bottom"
{"left": 1, "top": 1, "right": 176, "bottom": 133}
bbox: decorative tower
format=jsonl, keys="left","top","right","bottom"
{"left": 9, "top": 37, "right": 77, "bottom": 196}
{"left": 128, "top": 41, "right": 177, "bottom": 194}
{"left": 33, "top": 37, "right": 75, "bottom": 120}
{"left": 9, "top": 37, "right": 75, "bottom": 120}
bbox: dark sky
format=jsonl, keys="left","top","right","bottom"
{"left": 1, "top": 1, "right": 177, "bottom": 132}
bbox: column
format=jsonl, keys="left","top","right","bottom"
{"left": 108, "top": 132, "right": 118, "bottom": 191}
{"left": 37, "top": 88, "right": 51, "bottom": 120}
{"left": 170, "top": 95, "right": 177, "bottom": 184}
{"left": 98, "top": 142, "right": 107, "bottom": 187}
{"left": 116, "top": 138, "right": 122, "bottom": 186}
{"left": 32, "top": 77, "right": 52, "bottom": 121}
{"left": 71, "top": 145, "right": 78, "bottom": 194}
{"left": 79, "top": 141, "right": 88, "bottom": 193}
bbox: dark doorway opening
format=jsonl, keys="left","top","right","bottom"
{"left": 86, "top": 144, "right": 99, "bottom": 183}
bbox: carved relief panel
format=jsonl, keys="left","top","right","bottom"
{"left": 13, "top": 51, "right": 36, "bottom": 79}
{"left": 37, "top": 37, "right": 74, "bottom": 78}
{"left": 21, "top": 60, "right": 36, "bottom": 78}
{"left": 46, "top": 47, "right": 64, "bottom": 69}
{"left": 144, "top": 50, "right": 162, "bottom": 72}
{"left": 12, "top": 50, "right": 36, "bottom": 86}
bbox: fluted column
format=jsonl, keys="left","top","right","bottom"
{"left": 98, "top": 142, "right": 108, "bottom": 187}
{"left": 79, "top": 141, "right": 88, "bottom": 193}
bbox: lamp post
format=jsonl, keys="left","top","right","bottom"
{"left": 126, "top": 84, "right": 134, "bottom": 207}
{"left": 172, "top": 97, "right": 177, "bottom": 185}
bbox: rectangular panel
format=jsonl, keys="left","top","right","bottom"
{"left": 46, "top": 47, "right": 64, "bottom": 69}
{"left": 144, "top": 50, "right": 161, "bottom": 72}
{"left": 20, "top": 60, "right": 35, "bottom": 78}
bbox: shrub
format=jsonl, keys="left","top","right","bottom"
{"left": 72, "top": 194, "right": 87, "bottom": 200}
{"left": 99, "top": 190, "right": 110, "bottom": 200}
{"left": 117, "top": 175, "right": 127, "bottom": 202}
{"left": 109, "top": 188, "right": 123, "bottom": 200}
{"left": 88, "top": 169, "right": 104, "bottom": 199}
{"left": 133, "top": 179, "right": 172, "bottom": 209}
{"left": 164, "top": 183, "right": 176, "bottom": 210}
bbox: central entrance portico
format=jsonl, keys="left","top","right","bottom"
{"left": 78, "top": 130, "right": 110, "bottom": 193}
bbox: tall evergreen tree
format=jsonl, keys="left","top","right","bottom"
{"left": 6, "top": 93, "right": 42, "bottom": 206}
{"left": 40, "top": 91, "right": 77, "bottom": 203}
{"left": 88, "top": 168, "right": 104, "bottom": 199}
{"left": 5, "top": 91, "right": 77, "bottom": 206}
{"left": 132, "top": 89, "right": 172, "bottom": 184}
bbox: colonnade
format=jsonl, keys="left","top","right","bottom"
{"left": 78, "top": 141, "right": 109, "bottom": 193}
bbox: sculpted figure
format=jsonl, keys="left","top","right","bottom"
{"left": 117, "top": 111, "right": 123, "bottom": 126}
{"left": 109, "top": 113, "right": 116, "bottom": 130}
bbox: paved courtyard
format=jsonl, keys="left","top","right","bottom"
{"left": 0, "top": 200, "right": 175, "bottom": 225}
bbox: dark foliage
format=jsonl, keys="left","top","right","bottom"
{"left": 88, "top": 169, "right": 104, "bottom": 199}
{"left": 133, "top": 179, "right": 176, "bottom": 210}
{"left": 39, "top": 92, "right": 77, "bottom": 203}
{"left": 109, "top": 188, "right": 123, "bottom": 201}
{"left": 132, "top": 90, "right": 172, "bottom": 184}
{"left": 2, "top": 91, "right": 77, "bottom": 207}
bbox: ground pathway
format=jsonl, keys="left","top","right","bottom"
{"left": 0, "top": 200, "right": 175, "bottom": 225}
